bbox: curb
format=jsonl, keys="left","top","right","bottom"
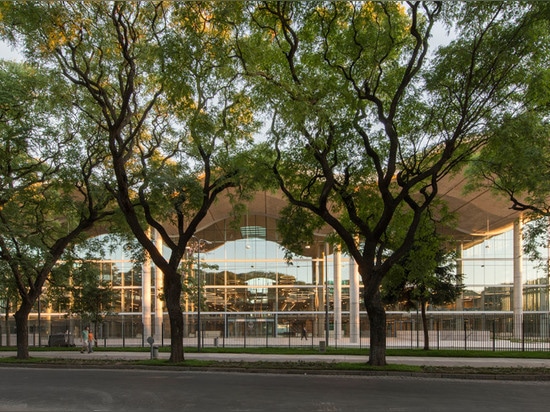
{"left": 1, "top": 359, "right": 549, "bottom": 382}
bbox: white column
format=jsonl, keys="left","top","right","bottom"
{"left": 142, "top": 251, "right": 152, "bottom": 340}
{"left": 513, "top": 216, "right": 523, "bottom": 339}
{"left": 455, "top": 243, "right": 464, "bottom": 311}
{"left": 312, "top": 255, "right": 320, "bottom": 337}
{"left": 321, "top": 244, "right": 328, "bottom": 343}
{"left": 333, "top": 246, "right": 342, "bottom": 340}
{"left": 154, "top": 230, "right": 164, "bottom": 341}
{"left": 349, "top": 257, "right": 360, "bottom": 343}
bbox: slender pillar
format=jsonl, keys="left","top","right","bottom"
{"left": 349, "top": 257, "right": 360, "bottom": 343}
{"left": 318, "top": 245, "right": 326, "bottom": 340}
{"left": 513, "top": 216, "right": 523, "bottom": 339}
{"left": 154, "top": 230, "right": 164, "bottom": 341}
{"left": 312, "top": 255, "right": 320, "bottom": 337}
{"left": 333, "top": 246, "right": 342, "bottom": 340}
{"left": 142, "top": 250, "right": 152, "bottom": 340}
{"left": 455, "top": 243, "right": 464, "bottom": 311}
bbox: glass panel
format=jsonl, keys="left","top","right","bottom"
{"left": 100, "top": 263, "right": 112, "bottom": 284}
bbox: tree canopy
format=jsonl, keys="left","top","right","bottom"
{"left": 233, "top": 1, "right": 547, "bottom": 365}
{"left": 0, "top": 1, "right": 261, "bottom": 362}
{"left": 0, "top": 58, "right": 114, "bottom": 358}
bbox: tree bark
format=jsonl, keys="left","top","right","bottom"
{"left": 164, "top": 269, "right": 185, "bottom": 363}
{"left": 14, "top": 304, "right": 31, "bottom": 359}
{"left": 4, "top": 299, "right": 11, "bottom": 347}
{"left": 421, "top": 301, "right": 430, "bottom": 351}
{"left": 364, "top": 289, "right": 386, "bottom": 366}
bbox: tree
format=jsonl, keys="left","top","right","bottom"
{"left": 70, "top": 263, "right": 116, "bottom": 341}
{"left": 462, "top": 2, "right": 550, "bottom": 264}
{"left": 464, "top": 2, "right": 550, "bottom": 249}
{"left": 381, "top": 217, "right": 464, "bottom": 350}
{"left": 0, "top": 2, "right": 259, "bottom": 362}
{"left": 46, "top": 239, "right": 117, "bottom": 335}
{"left": 0, "top": 260, "right": 18, "bottom": 346}
{"left": 235, "top": 1, "right": 542, "bottom": 365}
{"left": 0, "top": 60, "right": 113, "bottom": 358}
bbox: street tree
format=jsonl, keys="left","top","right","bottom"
{"left": 0, "top": 2, "right": 259, "bottom": 362}
{"left": 381, "top": 217, "right": 464, "bottom": 350}
{"left": 464, "top": 2, "right": 550, "bottom": 257}
{"left": 47, "top": 241, "right": 117, "bottom": 339}
{"left": 0, "top": 260, "right": 18, "bottom": 346}
{"left": 236, "top": 1, "right": 543, "bottom": 365}
{"left": 0, "top": 60, "right": 114, "bottom": 358}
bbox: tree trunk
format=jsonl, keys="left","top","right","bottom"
{"left": 364, "top": 289, "right": 386, "bottom": 366}
{"left": 4, "top": 299, "right": 11, "bottom": 347}
{"left": 164, "top": 269, "right": 185, "bottom": 363}
{"left": 14, "top": 304, "right": 31, "bottom": 359}
{"left": 421, "top": 301, "right": 430, "bottom": 350}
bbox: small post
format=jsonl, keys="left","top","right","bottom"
{"left": 493, "top": 319, "right": 497, "bottom": 352}
{"left": 147, "top": 336, "right": 156, "bottom": 360}
{"left": 464, "top": 320, "right": 467, "bottom": 351}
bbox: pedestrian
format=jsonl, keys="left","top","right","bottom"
{"left": 301, "top": 326, "right": 308, "bottom": 340}
{"left": 81, "top": 326, "right": 89, "bottom": 353}
{"left": 88, "top": 328, "right": 95, "bottom": 353}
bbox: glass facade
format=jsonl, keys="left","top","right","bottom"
{"left": 4, "top": 217, "right": 548, "bottom": 348}
{"left": 65, "top": 224, "right": 550, "bottom": 319}
{"left": 77, "top": 222, "right": 550, "bottom": 323}
{"left": 461, "top": 230, "right": 549, "bottom": 312}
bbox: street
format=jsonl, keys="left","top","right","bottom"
{"left": 0, "top": 367, "right": 548, "bottom": 411}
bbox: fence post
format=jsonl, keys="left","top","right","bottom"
{"left": 311, "top": 320, "right": 314, "bottom": 349}
{"left": 435, "top": 319, "right": 441, "bottom": 350}
{"left": 410, "top": 320, "right": 413, "bottom": 349}
{"left": 492, "top": 319, "right": 497, "bottom": 352}
{"left": 464, "top": 319, "right": 468, "bottom": 350}
{"left": 521, "top": 317, "right": 525, "bottom": 352}
{"left": 265, "top": 320, "right": 269, "bottom": 348}
{"left": 416, "top": 309, "right": 419, "bottom": 349}
{"left": 244, "top": 315, "right": 247, "bottom": 349}
{"left": 288, "top": 322, "right": 291, "bottom": 349}
{"left": 359, "top": 318, "right": 362, "bottom": 350}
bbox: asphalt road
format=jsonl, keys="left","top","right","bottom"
{"left": 0, "top": 367, "right": 548, "bottom": 412}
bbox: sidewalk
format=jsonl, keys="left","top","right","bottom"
{"left": 1, "top": 350, "right": 550, "bottom": 369}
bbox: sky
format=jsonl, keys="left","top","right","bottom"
{"left": 0, "top": 40, "right": 22, "bottom": 61}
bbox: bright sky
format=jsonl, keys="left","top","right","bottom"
{"left": 0, "top": 40, "right": 22, "bottom": 61}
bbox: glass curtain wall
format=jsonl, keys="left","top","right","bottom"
{"left": 461, "top": 230, "right": 549, "bottom": 312}
{"left": 12, "top": 217, "right": 550, "bottom": 345}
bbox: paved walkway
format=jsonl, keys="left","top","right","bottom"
{"left": 1, "top": 350, "right": 550, "bottom": 368}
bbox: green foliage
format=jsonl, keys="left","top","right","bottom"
{"left": 277, "top": 204, "right": 325, "bottom": 261}
{"left": 68, "top": 261, "right": 115, "bottom": 325}
{"left": 381, "top": 217, "right": 464, "bottom": 311}
{"left": 460, "top": 2, "right": 550, "bottom": 221}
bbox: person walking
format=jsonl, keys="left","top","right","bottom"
{"left": 88, "top": 328, "right": 95, "bottom": 353}
{"left": 80, "top": 326, "right": 89, "bottom": 353}
{"left": 301, "top": 326, "right": 308, "bottom": 340}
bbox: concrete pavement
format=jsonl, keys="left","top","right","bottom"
{"left": 1, "top": 349, "right": 550, "bottom": 369}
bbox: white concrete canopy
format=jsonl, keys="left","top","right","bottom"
{"left": 190, "top": 172, "right": 523, "bottom": 254}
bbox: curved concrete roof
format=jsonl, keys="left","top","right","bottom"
{"left": 436, "top": 173, "right": 521, "bottom": 247}
{"left": 193, "top": 172, "right": 521, "bottom": 255}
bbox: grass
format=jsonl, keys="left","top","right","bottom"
{"left": 184, "top": 346, "right": 550, "bottom": 359}
{"left": 2, "top": 344, "right": 550, "bottom": 359}
{"left": 1, "top": 346, "right": 549, "bottom": 378}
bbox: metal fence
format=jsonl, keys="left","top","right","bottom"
{"left": 1, "top": 311, "right": 549, "bottom": 352}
